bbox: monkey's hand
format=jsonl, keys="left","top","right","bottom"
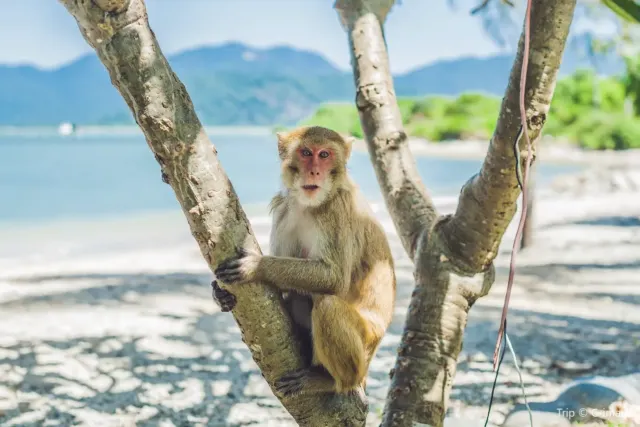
{"left": 211, "top": 280, "right": 237, "bottom": 312}
{"left": 214, "top": 249, "right": 261, "bottom": 285}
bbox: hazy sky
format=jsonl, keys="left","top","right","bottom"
{"left": 0, "top": 0, "right": 513, "bottom": 73}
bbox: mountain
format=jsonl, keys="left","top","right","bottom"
{"left": 396, "top": 33, "right": 625, "bottom": 98}
{"left": 0, "top": 40, "right": 625, "bottom": 127}
{"left": 170, "top": 42, "right": 340, "bottom": 77}
{"left": 0, "top": 43, "right": 355, "bottom": 127}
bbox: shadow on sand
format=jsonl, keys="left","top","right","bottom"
{"left": 1, "top": 254, "right": 639, "bottom": 426}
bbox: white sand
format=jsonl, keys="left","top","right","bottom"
{"left": 1, "top": 150, "right": 639, "bottom": 426}
{"left": 354, "top": 136, "right": 640, "bottom": 167}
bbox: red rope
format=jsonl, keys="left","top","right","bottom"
{"left": 492, "top": 0, "right": 534, "bottom": 370}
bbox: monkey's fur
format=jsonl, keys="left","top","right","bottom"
{"left": 214, "top": 126, "right": 396, "bottom": 398}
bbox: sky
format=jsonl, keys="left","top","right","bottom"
{"left": 0, "top": 0, "right": 511, "bottom": 73}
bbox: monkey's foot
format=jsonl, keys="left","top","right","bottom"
{"left": 348, "top": 386, "right": 368, "bottom": 407}
{"left": 274, "top": 368, "right": 308, "bottom": 397}
{"left": 211, "top": 280, "right": 236, "bottom": 312}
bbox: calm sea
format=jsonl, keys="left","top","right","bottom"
{"left": 0, "top": 131, "right": 580, "bottom": 225}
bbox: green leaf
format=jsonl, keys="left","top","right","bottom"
{"left": 602, "top": 0, "right": 640, "bottom": 23}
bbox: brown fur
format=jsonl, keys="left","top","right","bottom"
{"left": 267, "top": 126, "right": 396, "bottom": 395}
{"left": 215, "top": 125, "right": 396, "bottom": 397}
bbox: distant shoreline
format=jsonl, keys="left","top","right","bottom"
{"left": 6, "top": 123, "right": 640, "bottom": 167}
{"left": 0, "top": 125, "right": 274, "bottom": 137}
{"left": 353, "top": 136, "right": 640, "bottom": 167}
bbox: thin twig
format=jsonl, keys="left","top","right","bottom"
{"left": 471, "top": 0, "right": 515, "bottom": 15}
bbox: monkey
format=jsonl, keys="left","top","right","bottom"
{"left": 211, "top": 279, "right": 235, "bottom": 312}
{"left": 213, "top": 125, "right": 396, "bottom": 399}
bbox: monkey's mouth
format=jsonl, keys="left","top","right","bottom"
{"left": 302, "top": 185, "right": 319, "bottom": 191}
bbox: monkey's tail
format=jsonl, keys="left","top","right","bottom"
{"left": 359, "top": 309, "right": 388, "bottom": 348}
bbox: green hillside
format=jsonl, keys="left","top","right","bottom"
{"left": 302, "top": 70, "right": 640, "bottom": 150}
{"left": 0, "top": 39, "right": 624, "bottom": 126}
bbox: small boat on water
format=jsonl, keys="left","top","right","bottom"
{"left": 58, "top": 122, "right": 76, "bottom": 136}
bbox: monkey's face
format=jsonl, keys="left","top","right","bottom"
{"left": 287, "top": 143, "right": 341, "bottom": 207}
{"left": 277, "top": 126, "right": 352, "bottom": 208}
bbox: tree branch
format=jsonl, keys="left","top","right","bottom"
{"left": 334, "top": 2, "right": 491, "bottom": 427}
{"left": 57, "top": 0, "right": 366, "bottom": 425}
{"left": 470, "top": 0, "right": 515, "bottom": 16}
{"left": 441, "top": 0, "right": 577, "bottom": 272}
{"left": 335, "top": 0, "right": 577, "bottom": 426}
{"left": 335, "top": 0, "right": 437, "bottom": 260}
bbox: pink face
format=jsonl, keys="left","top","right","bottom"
{"left": 298, "top": 145, "right": 334, "bottom": 195}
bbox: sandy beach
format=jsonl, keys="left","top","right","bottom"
{"left": 1, "top": 144, "right": 640, "bottom": 426}
{"left": 354, "top": 136, "right": 640, "bottom": 167}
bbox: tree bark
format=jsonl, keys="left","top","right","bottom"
{"left": 58, "top": 0, "right": 367, "bottom": 425}
{"left": 520, "top": 165, "right": 536, "bottom": 250}
{"left": 440, "top": 0, "right": 577, "bottom": 271}
{"left": 335, "top": 0, "right": 576, "bottom": 426}
{"left": 335, "top": 0, "right": 437, "bottom": 260}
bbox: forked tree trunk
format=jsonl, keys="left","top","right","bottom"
{"left": 59, "top": 0, "right": 577, "bottom": 425}
{"left": 334, "top": 0, "right": 577, "bottom": 426}
{"left": 58, "top": 0, "right": 366, "bottom": 425}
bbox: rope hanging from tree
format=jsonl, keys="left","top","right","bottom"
{"left": 484, "top": 0, "right": 536, "bottom": 424}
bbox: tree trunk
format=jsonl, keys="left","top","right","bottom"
{"left": 520, "top": 166, "right": 536, "bottom": 250}
{"left": 334, "top": 0, "right": 576, "bottom": 426}
{"left": 58, "top": 0, "right": 367, "bottom": 425}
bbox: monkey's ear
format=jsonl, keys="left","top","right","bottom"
{"left": 276, "top": 131, "right": 289, "bottom": 160}
{"left": 343, "top": 135, "right": 355, "bottom": 160}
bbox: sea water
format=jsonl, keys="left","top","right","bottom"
{"left": 0, "top": 130, "right": 580, "bottom": 262}
{"left": 0, "top": 131, "right": 580, "bottom": 223}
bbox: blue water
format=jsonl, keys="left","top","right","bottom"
{"left": 0, "top": 132, "right": 580, "bottom": 224}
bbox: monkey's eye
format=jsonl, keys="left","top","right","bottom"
{"left": 301, "top": 148, "right": 312, "bottom": 157}
{"left": 319, "top": 151, "right": 330, "bottom": 159}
